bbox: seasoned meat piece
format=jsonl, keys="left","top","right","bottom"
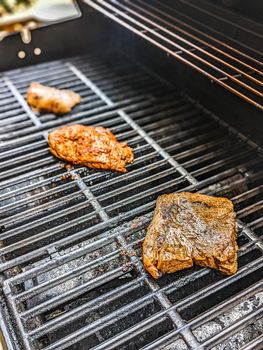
{"left": 48, "top": 124, "right": 134, "bottom": 173}
{"left": 143, "top": 192, "right": 238, "bottom": 279}
{"left": 27, "top": 82, "right": 81, "bottom": 115}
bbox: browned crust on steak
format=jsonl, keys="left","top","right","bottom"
{"left": 48, "top": 124, "right": 134, "bottom": 173}
{"left": 27, "top": 82, "right": 81, "bottom": 115}
{"left": 143, "top": 192, "right": 238, "bottom": 279}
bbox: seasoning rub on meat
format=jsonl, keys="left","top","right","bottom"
{"left": 143, "top": 192, "right": 238, "bottom": 279}
{"left": 48, "top": 124, "right": 134, "bottom": 173}
{"left": 27, "top": 82, "right": 81, "bottom": 115}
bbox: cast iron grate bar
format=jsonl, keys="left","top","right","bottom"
{"left": 4, "top": 78, "right": 42, "bottom": 127}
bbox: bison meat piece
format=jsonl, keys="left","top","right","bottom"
{"left": 48, "top": 124, "right": 134, "bottom": 173}
{"left": 27, "top": 82, "right": 81, "bottom": 115}
{"left": 143, "top": 192, "right": 238, "bottom": 278}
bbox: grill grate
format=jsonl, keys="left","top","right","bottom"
{"left": 0, "top": 52, "right": 263, "bottom": 350}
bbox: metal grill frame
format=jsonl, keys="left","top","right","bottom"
{"left": 83, "top": 0, "right": 263, "bottom": 111}
{"left": 0, "top": 52, "right": 263, "bottom": 350}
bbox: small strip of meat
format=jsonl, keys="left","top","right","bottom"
{"left": 27, "top": 82, "right": 81, "bottom": 115}
{"left": 48, "top": 124, "right": 134, "bottom": 173}
{"left": 143, "top": 192, "right": 238, "bottom": 279}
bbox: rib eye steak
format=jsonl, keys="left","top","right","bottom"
{"left": 143, "top": 192, "right": 238, "bottom": 279}
{"left": 48, "top": 124, "right": 134, "bottom": 173}
{"left": 27, "top": 82, "right": 81, "bottom": 115}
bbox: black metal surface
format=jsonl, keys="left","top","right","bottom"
{"left": 78, "top": 0, "right": 263, "bottom": 148}
{"left": 165, "top": 0, "right": 263, "bottom": 52}
{"left": 0, "top": 51, "right": 262, "bottom": 349}
{"left": 83, "top": 0, "right": 263, "bottom": 112}
{"left": 199, "top": 0, "right": 263, "bottom": 26}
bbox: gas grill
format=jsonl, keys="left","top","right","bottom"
{"left": 0, "top": 1, "right": 262, "bottom": 349}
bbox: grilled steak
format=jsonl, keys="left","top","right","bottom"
{"left": 27, "top": 82, "right": 81, "bottom": 115}
{"left": 143, "top": 192, "right": 238, "bottom": 279}
{"left": 48, "top": 124, "right": 134, "bottom": 173}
